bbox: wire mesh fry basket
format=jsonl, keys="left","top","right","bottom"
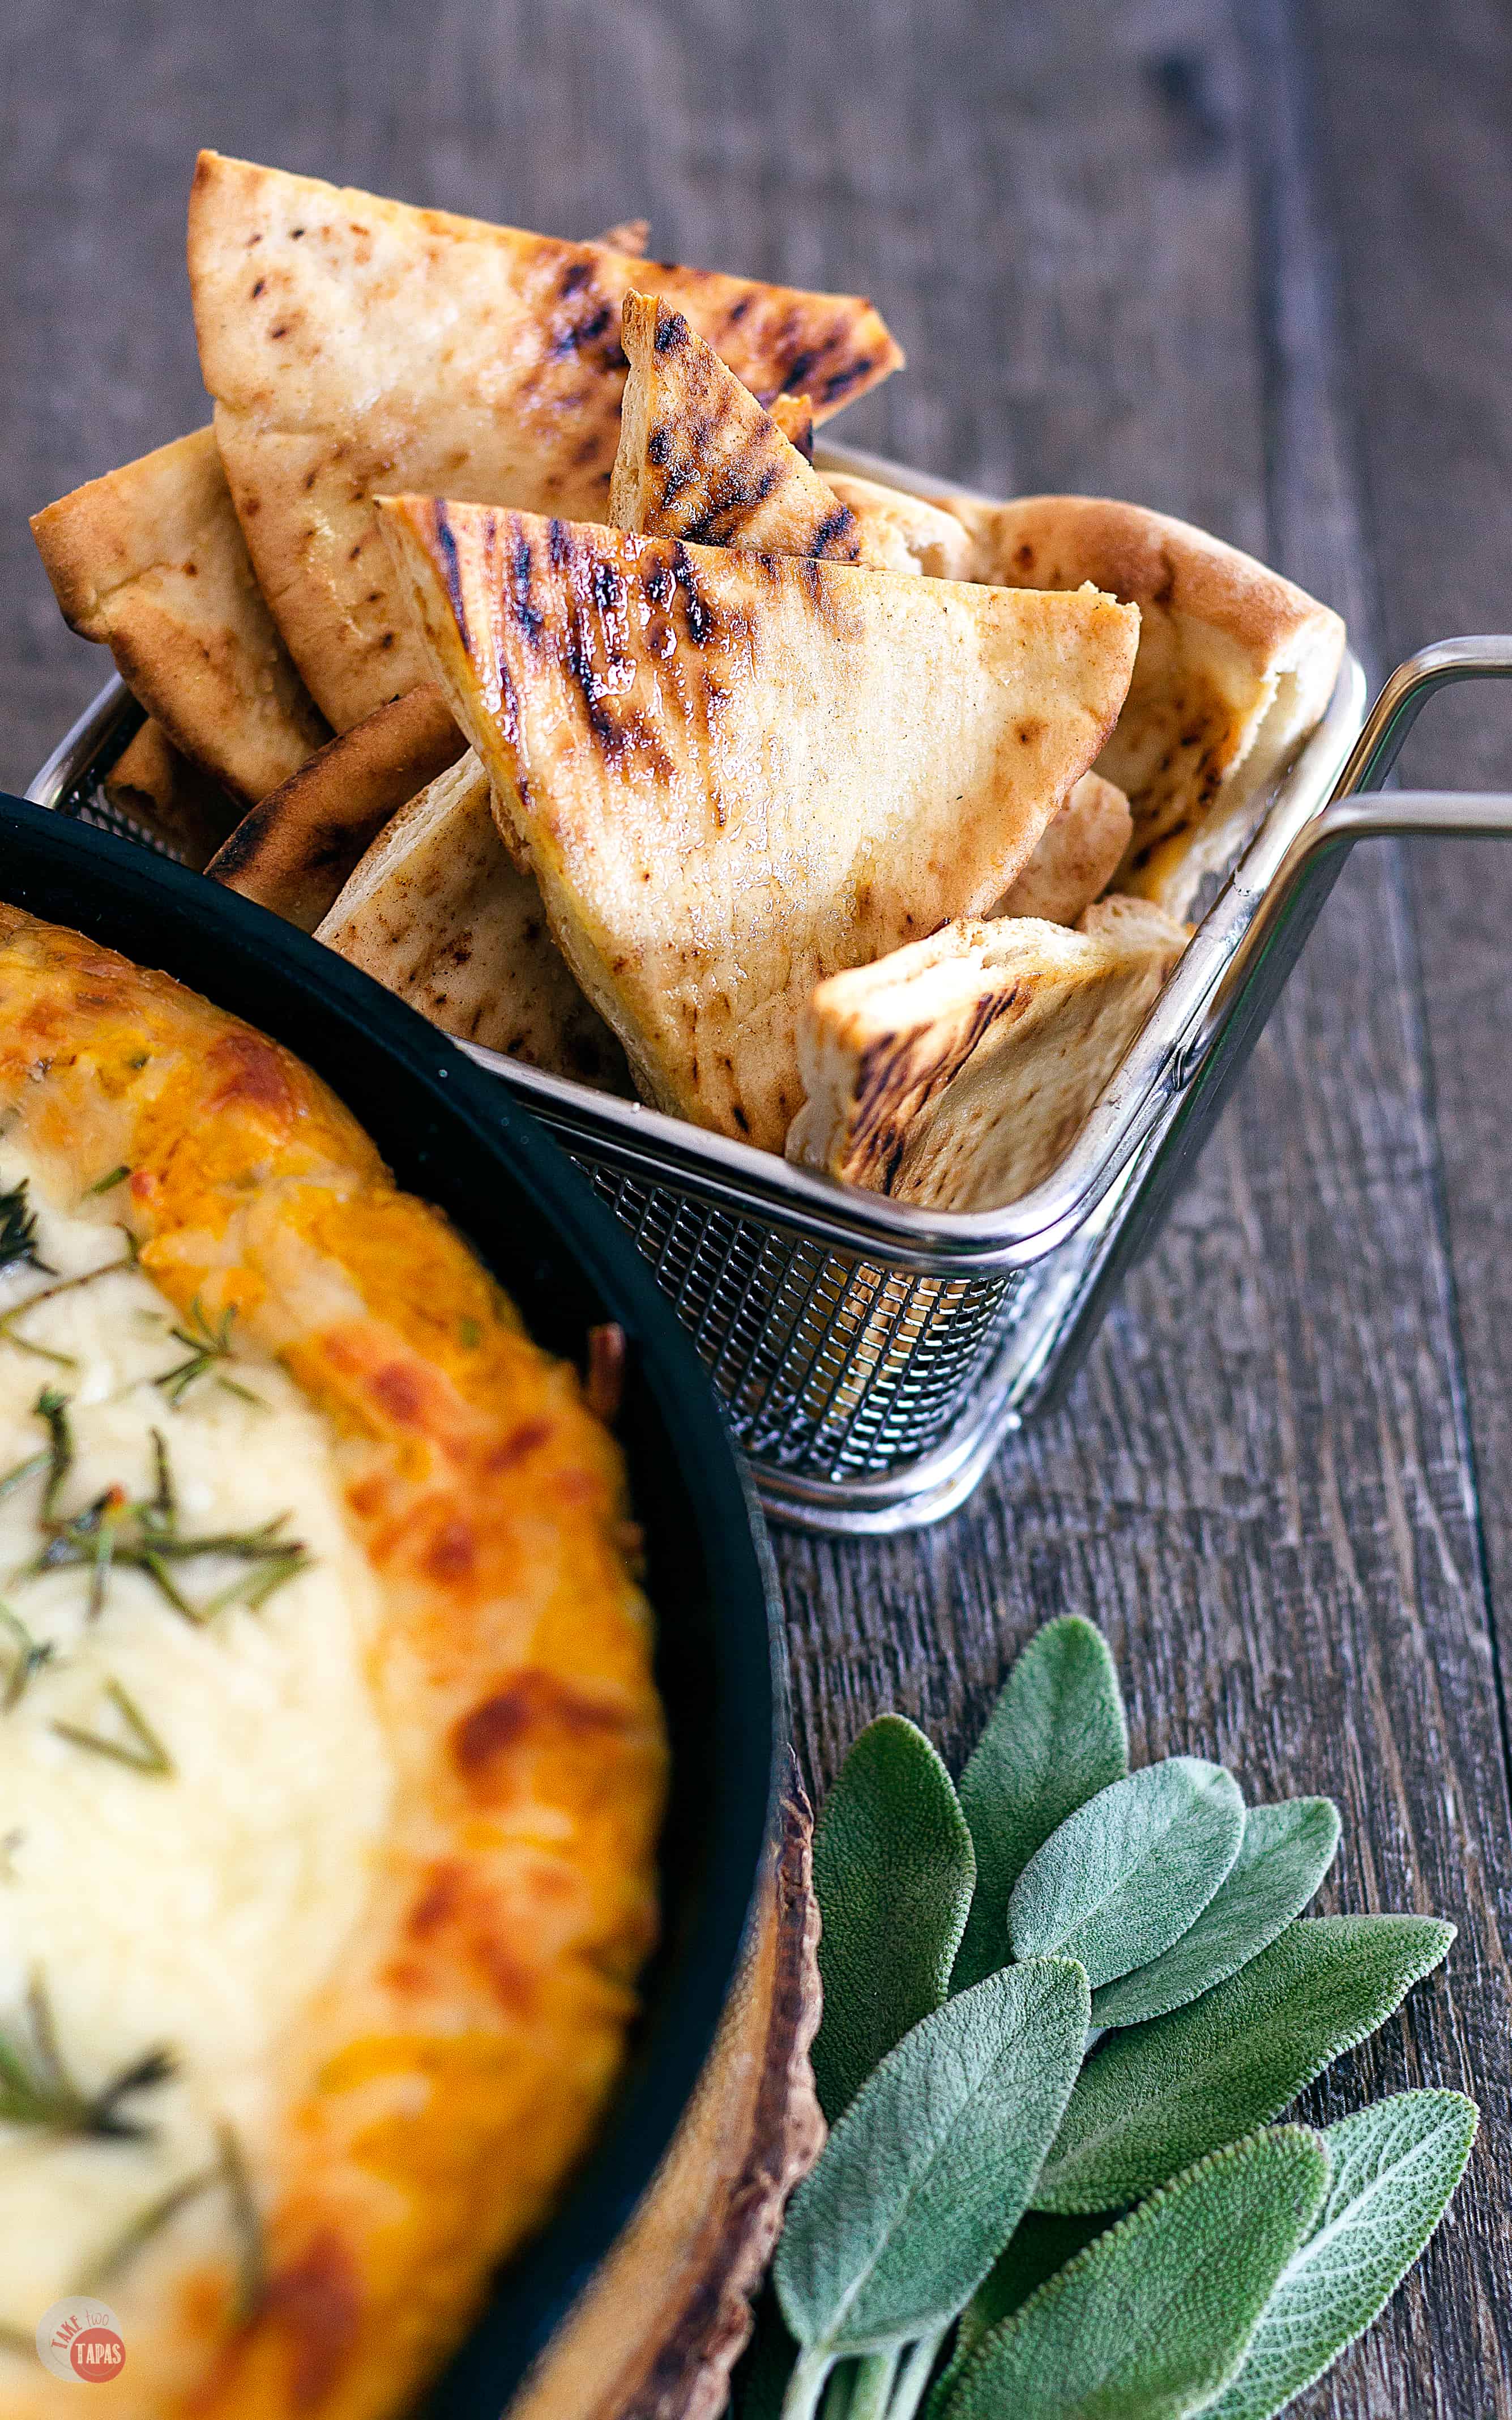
{"left": 29, "top": 452, "right": 1512, "bottom": 1534}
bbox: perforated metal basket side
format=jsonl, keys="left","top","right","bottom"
{"left": 576, "top": 1157, "right": 1017, "bottom": 1481}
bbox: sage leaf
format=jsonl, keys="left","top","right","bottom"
{"left": 811, "top": 1716, "right": 976, "bottom": 2121}
{"left": 952, "top": 1616, "right": 1127, "bottom": 1993}
{"left": 1204, "top": 2090, "right": 1478, "bottom": 2420}
{"left": 936, "top": 2128, "right": 1329, "bottom": 2420}
{"left": 775, "top": 1958, "right": 1088, "bottom": 2361}
{"left": 1090, "top": 1797, "right": 1342, "bottom": 2029}
{"left": 1035, "top": 1915, "right": 1454, "bottom": 2213}
{"left": 1008, "top": 1758, "right": 1245, "bottom": 1989}
{"left": 947, "top": 2213, "right": 1112, "bottom": 2385}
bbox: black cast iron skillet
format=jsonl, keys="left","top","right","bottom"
{"left": 0, "top": 793, "right": 781, "bottom": 2418}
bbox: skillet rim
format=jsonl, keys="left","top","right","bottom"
{"left": 0, "top": 789, "right": 783, "bottom": 2417}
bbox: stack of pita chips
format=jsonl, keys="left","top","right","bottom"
{"left": 28, "top": 151, "right": 1346, "bottom": 1209}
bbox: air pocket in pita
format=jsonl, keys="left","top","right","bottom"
{"left": 378, "top": 495, "right": 1139, "bottom": 1153}
{"left": 787, "top": 893, "right": 1186, "bottom": 1211}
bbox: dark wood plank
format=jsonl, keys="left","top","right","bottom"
{"left": 2, "top": 3, "right": 1511, "bottom": 2412}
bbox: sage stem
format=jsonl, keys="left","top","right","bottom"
{"left": 847, "top": 2350, "right": 899, "bottom": 2420}
{"left": 883, "top": 2330, "right": 945, "bottom": 2420}
{"left": 781, "top": 2347, "right": 835, "bottom": 2420}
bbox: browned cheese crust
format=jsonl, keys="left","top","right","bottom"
{"left": 0, "top": 907, "right": 665, "bottom": 2420}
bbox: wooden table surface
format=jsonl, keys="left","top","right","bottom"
{"left": 5, "top": 2, "right": 1511, "bottom": 2410}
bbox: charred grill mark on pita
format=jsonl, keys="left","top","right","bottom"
{"left": 431, "top": 505, "right": 472, "bottom": 662}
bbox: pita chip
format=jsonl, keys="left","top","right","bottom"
{"left": 788, "top": 893, "right": 1187, "bottom": 1211}
{"left": 29, "top": 425, "right": 329, "bottom": 803}
{"left": 101, "top": 719, "right": 240, "bottom": 869}
{"left": 997, "top": 770, "right": 1131, "bottom": 923}
{"left": 934, "top": 492, "right": 1346, "bottom": 914}
{"left": 771, "top": 394, "right": 814, "bottom": 459}
{"left": 206, "top": 683, "right": 464, "bottom": 929}
{"left": 378, "top": 495, "right": 1139, "bottom": 1152}
{"left": 187, "top": 150, "right": 903, "bottom": 730}
{"left": 589, "top": 217, "right": 650, "bottom": 254}
{"left": 609, "top": 291, "right": 883, "bottom": 565}
{"left": 317, "top": 751, "right": 628, "bottom": 1088}
{"left": 822, "top": 472, "right": 976, "bottom": 580}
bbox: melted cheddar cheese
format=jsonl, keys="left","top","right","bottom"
{"left": 0, "top": 906, "right": 666, "bottom": 2419}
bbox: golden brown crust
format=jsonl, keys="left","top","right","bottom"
{"left": 315, "top": 750, "right": 631, "bottom": 1088}
{"left": 378, "top": 494, "right": 1140, "bottom": 1152}
{"left": 932, "top": 492, "right": 1346, "bottom": 913}
{"left": 206, "top": 683, "right": 465, "bottom": 930}
{"left": 29, "top": 427, "right": 330, "bottom": 803}
{"left": 609, "top": 293, "right": 870, "bottom": 565}
{"left": 787, "top": 897, "right": 1188, "bottom": 1209}
{"left": 997, "top": 772, "right": 1131, "bottom": 924}
{"left": 512, "top": 1767, "right": 824, "bottom": 2420}
{"left": 101, "top": 718, "right": 242, "bottom": 869}
{"left": 0, "top": 906, "right": 665, "bottom": 2420}
{"left": 187, "top": 151, "right": 903, "bottom": 730}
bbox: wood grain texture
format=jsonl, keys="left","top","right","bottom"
{"left": 3, "top": 2, "right": 1511, "bottom": 2413}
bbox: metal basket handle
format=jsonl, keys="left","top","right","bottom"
{"left": 1033, "top": 637, "right": 1512, "bottom": 1404}
{"left": 1184, "top": 634, "right": 1512, "bottom": 1084}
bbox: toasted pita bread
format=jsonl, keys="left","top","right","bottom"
{"left": 590, "top": 217, "right": 650, "bottom": 254}
{"left": 771, "top": 394, "right": 814, "bottom": 460}
{"left": 609, "top": 291, "right": 881, "bottom": 565}
{"left": 317, "top": 751, "right": 630, "bottom": 1087}
{"left": 934, "top": 493, "right": 1346, "bottom": 914}
{"left": 823, "top": 472, "right": 976, "bottom": 580}
{"left": 206, "top": 683, "right": 464, "bottom": 928}
{"left": 29, "top": 426, "right": 330, "bottom": 802}
{"left": 379, "top": 495, "right": 1139, "bottom": 1151}
{"left": 788, "top": 893, "right": 1186, "bottom": 1209}
{"left": 100, "top": 719, "right": 241, "bottom": 868}
{"left": 997, "top": 770, "right": 1131, "bottom": 923}
{"left": 187, "top": 151, "right": 903, "bottom": 731}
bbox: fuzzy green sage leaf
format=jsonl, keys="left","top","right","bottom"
{"left": 1008, "top": 1757, "right": 1244, "bottom": 1989}
{"left": 1203, "top": 2090, "right": 1478, "bottom": 2420}
{"left": 952, "top": 1616, "right": 1126, "bottom": 1993}
{"left": 811, "top": 1715, "right": 976, "bottom": 2122}
{"left": 1090, "top": 1796, "right": 1341, "bottom": 2030}
{"left": 1034, "top": 1915, "right": 1454, "bottom": 2213}
{"left": 945, "top": 2212, "right": 1111, "bottom": 2393}
{"left": 776, "top": 1958, "right": 1089, "bottom": 2370}
{"left": 936, "top": 2127, "right": 1329, "bottom": 2420}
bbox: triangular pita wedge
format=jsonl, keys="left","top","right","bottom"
{"left": 590, "top": 217, "right": 650, "bottom": 254}
{"left": 771, "top": 394, "right": 814, "bottom": 459}
{"left": 932, "top": 492, "right": 1346, "bottom": 914}
{"left": 997, "top": 770, "right": 1131, "bottom": 923}
{"left": 100, "top": 719, "right": 240, "bottom": 868}
{"left": 609, "top": 291, "right": 879, "bottom": 565}
{"left": 206, "top": 683, "right": 464, "bottom": 928}
{"left": 29, "top": 426, "right": 329, "bottom": 802}
{"left": 188, "top": 151, "right": 903, "bottom": 730}
{"left": 823, "top": 472, "right": 976, "bottom": 580}
{"left": 378, "top": 495, "right": 1139, "bottom": 1151}
{"left": 788, "top": 893, "right": 1187, "bottom": 1210}
{"left": 317, "top": 751, "right": 628, "bottom": 1089}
